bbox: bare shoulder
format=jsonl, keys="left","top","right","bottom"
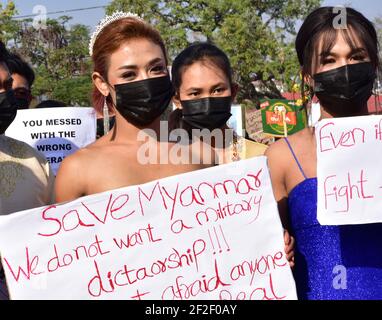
{"left": 264, "top": 137, "right": 287, "bottom": 160}
{"left": 58, "top": 138, "right": 112, "bottom": 178}
{"left": 55, "top": 144, "right": 103, "bottom": 203}
{"left": 60, "top": 147, "right": 91, "bottom": 171}
{"left": 265, "top": 128, "right": 314, "bottom": 180}
{"left": 265, "top": 128, "right": 312, "bottom": 157}
{"left": 286, "top": 128, "right": 313, "bottom": 146}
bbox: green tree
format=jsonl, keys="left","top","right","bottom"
{"left": 0, "top": 1, "right": 18, "bottom": 44}
{"left": 107, "top": 0, "right": 321, "bottom": 103}
{"left": 4, "top": 13, "right": 92, "bottom": 106}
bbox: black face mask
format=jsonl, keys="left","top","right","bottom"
{"left": 313, "top": 62, "right": 376, "bottom": 117}
{"left": 114, "top": 75, "right": 173, "bottom": 126}
{"left": 0, "top": 90, "right": 17, "bottom": 134}
{"left": 180, "top": 96, "right": 232, "bottom": 130}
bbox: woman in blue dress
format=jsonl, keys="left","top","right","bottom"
{"left": 266, "top": 7, "right": 382, "bottom": 300}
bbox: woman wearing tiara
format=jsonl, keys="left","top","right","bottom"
{"left": 55, "top": 12, "right": 215, "bottom": 202}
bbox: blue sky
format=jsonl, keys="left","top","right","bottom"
{"left": 9, "top": 0, "right": 382, "bottom": 30}
{"left": 322, "top": 0, "right": 381, "bottom": 21}
{"left": 11, "top": 0, "right": 107, "bottom": 30}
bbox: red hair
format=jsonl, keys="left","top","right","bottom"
{"left": 91, "top": 17, "right": 168, "bottom": 114}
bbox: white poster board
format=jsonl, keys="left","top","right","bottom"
{"left": 228, "top": 105, "right": 244, "bottom": 137}
{"left": 0, "top": 157, "right": 297, "bottom": 300}
{"left": 5, "top": 107, "right": 96, "bottom": 175}
{"left": 316, "top": 115, "right": 382, "bottom": 225}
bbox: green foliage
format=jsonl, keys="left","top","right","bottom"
{"left": 0, "top": 1, "right": 18, "bottom": 44}
{"left": 0, "top": 0, "right": 323, "bottom": 105}
{"left": 107, "top": 0, "right": 322, "bottom": 102}
{"left": 49, "top": 75, "right": 92, "bottom": 106}
{"left": 4, "top": 13, "right": 92, "bottom": 106}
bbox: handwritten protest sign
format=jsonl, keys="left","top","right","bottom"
{"left": 5, "top": 107, "right": 96, "bottom": 174}
{"left": 0, "top": 157, "right": 297, "bottom": 300}
{"left": 316, "top": 115, "right": 382, "bottom": 225}
{"left": 244, "top": 108, "right": 274, "bottom": 145}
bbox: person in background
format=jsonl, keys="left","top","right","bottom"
{"left": 0, "top": 41, "right": 55, "bottom": 300}
{"left": 168, "top": 42, "right": 268, "bottom": 164}
{"left": 6, "top": 53, "right": 34, "bottom": 109}
{"left": 168, "top": 41, "right": 293, "bottom": 266}
{"left": 0, "top": 46, "right": 55, "bottom": 214}
{"left": 266, "top": 7, "right": 382, "bottom": 299}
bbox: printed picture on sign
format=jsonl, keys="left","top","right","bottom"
{"left": 260, "top": 99, "right": 307, "bottom": 137}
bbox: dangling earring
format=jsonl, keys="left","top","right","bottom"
{"left": 300, "top": 74, "right": 314, "bottom": 127}
{"left": 301, "top": 73, "right": 313, "bottom": 105}
{"left": 103, "top": 97, "right": 110, "bottom": 135}
{"left": 374, "top": 73, "right": 382, "bottom": 115}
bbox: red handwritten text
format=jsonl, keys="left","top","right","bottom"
{"left": 38, "top": 193, "right": 136, "bottom": 237}
{"left": 161, "top": 259, "right": 230, "bottom": 300}
{"left": 323, "top": 169, "right": 374, "bottom": 212}
{"left": 87, "top": 239, "right": 206, "bottom": 297}
{"left": 319, "top": 122, "right": 365, "bottom": 153}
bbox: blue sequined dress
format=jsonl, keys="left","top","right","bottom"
{"left": 285, "top": 138, "right": 382, "bottom": 300}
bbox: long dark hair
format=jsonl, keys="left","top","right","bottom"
{"left": 169, "top": 42, "right": 233, "bottom": 134}
{"left": 7, "top": 53, "right": 35, "bottom": 88}
{"left": 0, "top": 41, "right": 9, "bottom": 62}
{"left": 296, "top": 6, "right": 379, "bottom": 78}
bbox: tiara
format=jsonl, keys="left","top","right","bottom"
{"left": 89, "top": 11, "right": 143, "bottom": 56}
